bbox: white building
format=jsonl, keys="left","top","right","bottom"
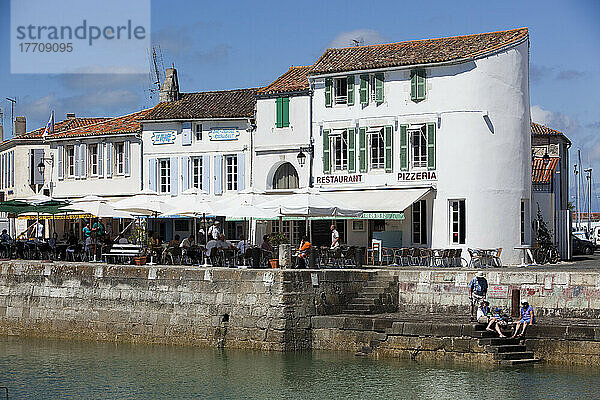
{"left": 141, "top": 69, "right": 256, "bottom": 241}
{"left": 305, "top": 27, "right": 532, "bottom": 264}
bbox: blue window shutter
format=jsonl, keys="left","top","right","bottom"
{"left": 182, "top": 122, "right": 192, "bottom": 146}
{"left": 170, "top": 156, "right": 178, "bottom": 195}
{"left": 182, "top": 156, "right": 190, "bottom": 191}
{"left": 57, "top": 145, "right": 64, "bottom": 180}
{"left": 237, "top": 153, "right": 245, "bottom": 192}
{"left": 124, "top": 140, "right": 131, "bottom": 176}
{"left": 148, "top": 158, "right": 157, "bottom": 191}
{"left": 202, "top": 155, "right": 210, "bottom": 194}
{"left": 214, "top": 155, "right": 223, "bottom": 195}
{"left": 97, "top": 143, "right": 104, "bottom": 178}
{"left": 80, "top": 144, "right": 87, "bottom": 178}
{"left": 106, "top": 142, "right": 113, "bottom": 178}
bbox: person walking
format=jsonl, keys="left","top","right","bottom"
{"left": 468, "top": 271, "right": 488, "bottom": 321}
{"left": 330, "top": 225, "right": 340, "bottom": 249}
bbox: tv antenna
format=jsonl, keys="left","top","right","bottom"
{"left": 146, "top": 46, "right": 165, "bottom": 100}
{"left": 352, "top": 38, "right": 364, "bottom": 47}
{"left": 5, "top": 97, "right": 16, "bottom": 137}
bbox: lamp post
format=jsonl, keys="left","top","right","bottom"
{"left": 584, "top": 168, "right": 592, "bottom": 233}
{"left": 296, "top": 142, "right": 314, "bottom": 187}
{"left": 574, "top": 163, "right": 580, "bottom": 230}
{"left": 36, "top": 155, "right": 54, "bottom": 197}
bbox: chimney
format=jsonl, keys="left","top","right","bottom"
{"left": 159, "top": 68, "right": 179, "bottom": 103}
{"left": 66, "top": 113, "right": 76, "bottom": 119}
{"left": 15, "top": 116, "right": 26, "bottom": 136}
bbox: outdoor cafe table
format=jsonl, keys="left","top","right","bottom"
{"left": 514, "top": 245, "right": 537, "bottom": 267}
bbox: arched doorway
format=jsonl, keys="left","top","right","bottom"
{"left": 272, "top": 162, "right": 299, "bottom": 189}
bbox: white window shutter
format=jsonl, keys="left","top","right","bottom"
{"left": 237, "top": 153, "right": 245, "bottom": 192}
{"left": 214, "top": 155, "right": 222, "bottom": 195}
{"left": 57, "top": 145, "right": 64, "bottom": 180}
{"left": 148, "top": 158, "right": 157, "bottom": 191}
{"left": 182, "top": 156, "right": 190, "bottom": 191}
{"left": 182, "top": 122, "right": 192, "bottom": 146}
{"left": 124, "top": 140, "right": 131, "bottom": 177}
{"left": 106, "top": 142, "right": 113, "bottom": 178}
{"left": 202, "top": 155, "right": 210, "bottom": 194}
{"left": 170, "top": 156, "right": 178, "bottom": 195}
{"left": 80, "top": 143, "right": 87, "bottom": 178}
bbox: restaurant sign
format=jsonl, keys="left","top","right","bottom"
{"left": 209, "top": 128, "right": 240, "bottom": 141}
{"left": 362, "top": 212, "right": 404, "bottom": 220}
{"left": 151, "top": 130, "right": 177, "bottom": 145}
{"left": 397, "top": 171, "right": 437, "bottom": 181}
{"left": 487, "top": 285, "right": 509, "bottom": 299}
{"left": 316, "top": 174, "right": 363, "bottom": 185}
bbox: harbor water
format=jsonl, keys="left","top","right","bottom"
{"left": 0, "top": 336, "right": 599, "bottom": 399}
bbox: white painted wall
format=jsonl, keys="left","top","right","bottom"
{"left": 310, "top": 40, "right": 531, "bottom": 264}
{"left": 253, "top": 95, "right": 311, "bottom": 190}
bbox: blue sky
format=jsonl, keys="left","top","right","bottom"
{"left": 0, "top": 0, "right": 599, "bottom": 208}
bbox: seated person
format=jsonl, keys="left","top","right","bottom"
{"left": 511, "top": 301, "right": 535, "bottom": 338}
{"left": 49, "top": 233, "right": 58, "bottom": 249}
{"left": 237, "top": 235, "right": 249, "bottom": 255}
{"left": 486, "top": 307, "right": 507, "bottom": 338}
{"left": 261, "top": 234, "right": 273, "bottom": 258}
{"left": 180, "top": 234, "right": 195, "bottom": 250}
{"left": 1, "top": 229, "right": 12, "bottom": 243}
{"left": 67, "top": 230, "right": 78, "bottom": 246}
{"left": 294, "top": 236, "right": 311, "bottom": 269}
{"left": 162, "top": 235, "right": 181, "bottom": 262}
{"left": 477, "top": 300, "right": 491, "bottom": 323}
{"left": 217, "top": 235, "right": 233, "bottom": 250}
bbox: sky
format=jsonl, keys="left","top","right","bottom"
{"left": 0, "top": 0, "right": 599, "bottom": 209}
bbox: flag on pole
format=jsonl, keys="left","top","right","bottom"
{"left": 43, "top": 111, "right": 54, "bottom": 137}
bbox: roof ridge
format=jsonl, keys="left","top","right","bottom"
{"left": 328, "top": 27, "right": 528, "bottom": 51}
{"left": 48, "top": 109, "right": 151, "bottom": 138}
{"left": 181, "top": 87, "right": 260, "bottom": 96}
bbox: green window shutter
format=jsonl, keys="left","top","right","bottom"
{"left": 399, "top": 124, "right": 408, "bottom": 171}
{"left": 282, "top": 97, "right": 290, "bottom": 127}
{"left": 325, "top": 78, "right": 332, "bottom": 108}
{"left": 358, "top": 127, "right": 367, "bottom": 173}
{"left": 348, "top": 127, "right": 356, "bottom": 173}
{"left": 375, "top": 73, "right": 384, "bottom": 103}
{"left": 384, "top": 125, "right": 393, "bottom": 172}
{"left": 323, "top": 129, "right": 331, "bottom": 174}
{"left": 359, "top": 75, "right": 369, "bottom": 105}
{"left": 427, "top": 122, "right": 436, "bottom": 170}
{"left": 410, "top": 71, "right": 417, "bottom": 101}
{"left": 276, "top": 98, "right": 283, "bottom": 128}
{"left": 417, "top": 69, "right": 426, "bottom": 101}
{"left": 347, "top": 76, "right": 354, "bottom": 106}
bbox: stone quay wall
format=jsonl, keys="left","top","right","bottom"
{"left": 394, "top": 269, "right": 600, "bottom": 319}
{"left": 0, "top": 261, "right": 371, "bottom": 351}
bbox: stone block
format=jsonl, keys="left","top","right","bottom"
{"left": 525, "top": 324, "right": 567, "bottom": 339}
{"left": 568, "top": 340, "right": 600, "bottom": 356}
{"left": 373, "top": 318, "right": 394, "bottom": 332}
{"left": 402, "top": 322, "right": 432, "bottom": 336}
{"left": 344, "top": 317, "right": 373, "bottom": 331}
{"left": 5, "top": 306, "right": 22, "bottom": 318}
{"left": 431, "top": 324, "right": 462, "bottom": 337}
{"left": 311, "top": 316, "right": 345, "bottom": 329}
{"left": 451, "top": 338, "right": 471, "bottom": 353}
{"left": 388, "top": 322, "right": 404, "bottom": 335}
{"left": 567, "top": 326, "right": 596, "bottom": 340}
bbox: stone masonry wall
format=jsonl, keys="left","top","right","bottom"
{"left": 0, "top": 262, "right": 370, "bottom": 351}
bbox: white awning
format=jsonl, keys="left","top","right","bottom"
{"left": 321, "top": 187, "right": 432, "bottom": 213}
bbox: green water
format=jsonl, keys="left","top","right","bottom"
{"left": 0, "top": 337, "right": 598, "bottom": 400}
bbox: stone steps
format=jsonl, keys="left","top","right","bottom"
{"left": 478, "top": 337, "right": 521, "bottom": 346}
{"left": 485, "top": 344, "right": 527, "bottom": 353}
{"left": 499, "top": 358, "right": 542, "bottom": 366}
{"left": 343, "top": 276, "right": 398, "bottom": 315}
{"left": 471, "top": 323, "right": 541, "bottom": 365}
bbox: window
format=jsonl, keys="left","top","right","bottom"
{"left": 412, "top": 200, "right": 427, "bottom": 245}
{"left": 276, "top": 98, "right": 290, "bottom": 128}
{"left": 66, "top": 146, "right": 75, "bottom": 177}
{"left": 331, "top": 130, "right": 348, "bottom": 171}
{"left": 114, "top": 142, "right": 124, "bottom": 175}
{"left": 368, "top": 128, "right": 385, "bottom": 170}
{"left": 194, "top": 123, "right": 202, "bottom": 141}
{"left": 159, "top": 158, "right": 171, "bottom": 193}
{"left": 521, "top": 199, "right": 530, "bottom": 245}
{"left": 334, "top": 77, "right": 347, "bottom": 104}
{"left": 89, "top": 144, "right": 98, "bottom": 175}
{"left": 225, "top": 155, "right": 237, "bottom": 191}
{"left": 273, "top": 162, "right": 299, "bottom": 189}
{"left": 191, "top": 157, "right": 203, "bottom": 189}
{"left": 411, "top": 69, "right": 426, "bottom": 101}
{"left": 410, "top": 126, "right": 428, "bottom": 168}
{"left": 449, "top": 199, "right": 466, "bottom": 244}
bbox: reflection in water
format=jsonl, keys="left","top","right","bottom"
{"left": 0, "top": 336, "right": 598, "bottom": 400}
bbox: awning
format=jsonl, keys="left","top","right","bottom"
{"left": 18, "top": 213, "right": 94, "bottom": 220}
{"left": 321, "top": 187, "right": 432, "bottom": 215}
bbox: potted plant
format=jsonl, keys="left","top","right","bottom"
{"left": 268, "top": 232, "right": 287, "bottom": 268}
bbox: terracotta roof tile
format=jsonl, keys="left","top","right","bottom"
{"left": 144, "top": 88, "right": 258, "bottom": 120}
{"left": 532, "top": 157, "right": 559, "bottom": 184}
{"left": 531, "top": 122, "right": 571, "bottom": 145}
{"left": 258, "top": 66, "right": 312, "bottom": 95}
{"left": 310, "top": 28, "right": 529, "bottom": 75}
{"left": 50, "top": 109, "right": 151, "bottom": 138}
{"left": 19, "top": 117, "right": 109, "bottom": 139}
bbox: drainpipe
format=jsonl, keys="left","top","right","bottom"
{"left": 308, "top": 84, "right": 314, "bottom": 188}
{"left": 138, "top": 129, "right": 143, "bottom": 191}
{"left": 248, "top": 117, "right": 255, "bottom": 187}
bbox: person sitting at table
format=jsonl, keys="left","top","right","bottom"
{"left": 162, "top": 235, "right": 181, "bottom": 264}
{"left": 1, "top": 229, "right": 12, "bottom": 244}
{"left": 180, "top": 234, "right": 195, "bottom": 250}
{"left": 294, "top": 236, "right": 312, "bottom": 269}
{"left": 67, "top": 230, "right": 78, "bottom": 246}
{"left": 261, "top": 234, "right": 272, "bottom": 253}
{"left": 49, "top": 233, "right": 58, "bottom": 249}
{"left": 217, "top": 234, "right": 233, "bottom": 250}
{"left": 237, "top": 234, "right": 249, "bottom": 254}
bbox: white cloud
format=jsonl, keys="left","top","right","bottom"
{"left": 531, "top": 104, "right": 580, "bottom": 133}
{"left": 329, "top": 29, "right": 387, "bottom": 48}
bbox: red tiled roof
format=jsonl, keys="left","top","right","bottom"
{"left": 18, "top": 117, "right": 109, "bottom": 139}
{"left": 258, "top": 66, "right": 312, "bottom": 95}
{"left": 532, "top": 157, "right": 559, "bottom": 184}
{"left": 144, "top": 88, "right": 258, "bottom": 120}
{"left": 50, "top": 109, "right": 151, "bottom": 138}
{"left": 531, "top": 122, "right": 571, "bottom": 144}
{"left": 310, "top": 28, "right": 529, "bottom": 75}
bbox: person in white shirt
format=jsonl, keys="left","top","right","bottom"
{"left": 207, "top": 221, "right": 222, "bottom": 240}
{"left": 330, "top": 225, "right": 340, "bottom": 249}
{"left": 237, "top": 235, "right": 249, "bottom": 254}
{"left": 180, "top": 234, "right": 195, "bottom": 249}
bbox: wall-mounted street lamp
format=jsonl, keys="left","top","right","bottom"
{"left": 297, "top": 150, "right": 307, "bottom": 167}
{"left": 296, "top": 143, "right": 314, "bottom": 187}
{"left": 36, "top": 155, "right": 54, "bottom": 196}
